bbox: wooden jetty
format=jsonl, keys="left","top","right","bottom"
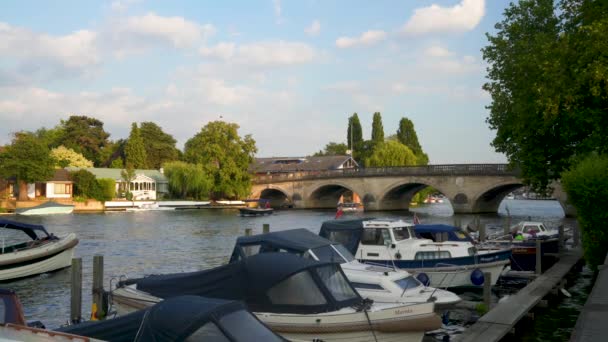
{"left": 570, "top": 253, "right": 608, "bottom": 342}
{"left": 457, "top": 247, "right": 583, "bottom": 342}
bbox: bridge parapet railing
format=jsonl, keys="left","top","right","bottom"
{"left": 252, "top": 164, "right": 519, "bottom": 184}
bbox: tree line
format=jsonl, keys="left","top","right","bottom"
{"left": 0, "top": 116, "right": 256, "bottom": 201}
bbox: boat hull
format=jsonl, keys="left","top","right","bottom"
{"left": 282, "top": 330, "right": 423, "bottom": 342}
{"left": 0, "top": 241, "right": 76, "bottom": 281}
{"left": 16, "top": 205, "right": 74, "bottom": 216}
{"left": 239, "top": 208, "right": 274, "bottom": 217}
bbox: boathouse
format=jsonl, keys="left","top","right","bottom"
{"left": 66, "top": 167, "right": 169, "bottom": 200}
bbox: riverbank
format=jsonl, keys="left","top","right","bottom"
{"left": 570, "top": 253, "right": 608, "bottom": 341}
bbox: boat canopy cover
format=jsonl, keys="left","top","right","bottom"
{"left": 415, "top": 224, "right": 475, "bottom": 242}
{"left": 120, "top": 252, "right": 362, "bottom": 314}
{"left": 319, "top": 219, "right": 371, "bottom": 255}
{"left": 230, "top": 228, "right": 332, "bottom": 262}
{"left": 58, "top": 296, "right": 284, "bottom": 342}
{"left": 0, "top": 219, "right": 50, "bottom": 240}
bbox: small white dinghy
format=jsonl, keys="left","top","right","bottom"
{"left": 16, "top": 201, "right": 74, "bottom": 216}
{"left": 0, "top": 219, "right": 78, "bottom": 281}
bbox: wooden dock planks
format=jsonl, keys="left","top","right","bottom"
{"left": 458, "top": 248, "right": 583, "bottom": 342}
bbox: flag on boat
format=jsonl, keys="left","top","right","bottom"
{"left": 335, "top": 207, "right": 344, "bottom": 219}
{"left": 413, "top": 213, "right": 420, "bottom": 224}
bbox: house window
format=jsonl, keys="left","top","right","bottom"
{"left": 54, "top": 183, "right": 71, "bottom": 195}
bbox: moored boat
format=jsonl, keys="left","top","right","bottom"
{"left": 125, "top": 202, "right": 175, "bottom": 212}
{"left": 239, "top": 207, "right": 274, "bottom": 216}
{"left": 319, "top": 219, "right": 511, "bottom": 288}
{"left": 111, "top": 253, "right": 441, "bottom": 342}
{"left": 0, "top": 219, "right": 78, "bottom": 281}
{"left": 16, "top": 201, "right": 74, "bottom": 216}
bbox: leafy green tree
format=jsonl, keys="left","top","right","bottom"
{"left": 140, "top": 122, "right": 179, "bottom": 169}
{"left": 371, "top": 112, "right": 384, "bottom": 147}
{"left": 313, "top": 142, "right": 348, "bottom": 156}
{"left": 347, "top": 113, "right": 363, "bottom": 159}
{"left": 97, "top": 178, "right": 116, "bottom": 201}
{"left": 365, "top": 140, "right": 418, "bottom": 167}
{"left": 163, "top": 161, "right": 213, "bottom": 199}
{"left": 35, "top": 127, "right": 64, "bottom": 148}
{"left": 58, "top": 116, "right": 110, "bottom": 166}
{"left": 396, "top": 117, "right": 428, "bottom": 165}
{"left": 184, "top": 121, "right": 257, "bottom": 199}
{"left": 51, "top": 146, "right": 93, "bottom": 168}
{"left": 0, "top": 132, "right": 56, "bottom": 201}
{"left": 124, "top": 123, "right": 148, "bottom": 169}
{"left": 70, "top": 169, "right": 101, "bottom": 200}
{"left": 483, "top": 0, "right": 608, "bottom": 191}
{"left": 562, "top": 154, "right": 608, "bottom": 269}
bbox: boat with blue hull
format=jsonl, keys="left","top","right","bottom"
{"left": 319, "top": 219, "right": 511, "bottom": 288}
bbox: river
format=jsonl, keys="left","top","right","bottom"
{"left": 3, "top": 199, "right": 585, "bottom": 340}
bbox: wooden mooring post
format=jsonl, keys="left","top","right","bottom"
{"left": 70, "top": 258, "right": 82, "bottom": 324}
{"left": 483, "top": 272, "right": 492, "bottom": 310}
{"left": 263, "top": 223, "right": 270, "bottom": 234}
{"left": 479, "top": 224, "right": 486, "bottom": 243}
{"left": 558, "top": 225, "right": 565, "bottom": 253}
{"left": 245, "top": 228, "right": 252, "bottom": 236}
{"left": 536, "top": 239, "right": 542, "bottom": 275}
{"left": 92, "top": 255, "right": 105, "bottom": 320}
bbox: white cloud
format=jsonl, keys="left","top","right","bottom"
{"left": 322, "top": 81, "right": 360, "bottom": 92}
{"left": 273, "top": 0, "right": 284, "bottom": 24}
{"left": 335, "top": 30, "right": 387, "bottom": 48}
{"left": 200, "top": 41, "right": 316, "bottom": 67}
{"left": 401, "top": 0, "right": 485, "bottom": 35}
{"left": 425, "top": 46, "right": 453, "bottom": 57}
{"left": 305, "top": 20, "right": 321, "bottom": 36}
{"left": 110, "top": 0, "right": 143, "bottom": 12}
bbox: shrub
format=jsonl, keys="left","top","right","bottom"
{"left": 70, "top": 170, "right": 99, "bottom": 198}
{"left": 96, "top": 178, "right": 116, "bottom": 201}
{"left": 562, "top": 154, "right": 608, "bottom": 269}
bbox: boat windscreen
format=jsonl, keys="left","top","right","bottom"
{"left": 316, "top": 265, "right": 358, "bottom": 302}
{"left": 332, "top": 244, "right": 355, "bottom": 262}
{"left": 310, "top": 245, "right": 348, "bottom": 263}
{"left": 218, "top": 310, "right": 284, "bottom": 342}
{"left": 395, "top": 276, "right": 422, "bottom": 291}
{"left": 393, "top": 227, "right": 411, "bottom": 241}
{"left": 182, "top": 322, "right": 230, "bottom": 342}
{"left": 267, "top": 271, "right": 327, "bottom": 306}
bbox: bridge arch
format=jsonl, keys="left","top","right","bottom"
{"left": 378, "top": 179, "right": 451, "bottom": 211}
{"left": 251, "top": 185, "right": 291, "bottom": 207}
{"left": 308, "top": 181, "right": 364, "bottom": 209}
{"left": 471, "top": 181, "right": 525, "bottom": 213}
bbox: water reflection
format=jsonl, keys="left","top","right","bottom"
{"left": 3, "top": 199, "right": 571, "bottom": 329}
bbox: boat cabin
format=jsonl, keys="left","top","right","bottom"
{"left": 511, "top": 221, "right": 553, "bottom": 238}
{"left": 59, "top": 295, "right": 285, "bottom": 342}
{"left": 0, "top": 219, "right": 55, "bottom": 254}
{"left": 121, "top": 252, "right": 363, "bottom": 315}
{"left": 414, "top": 224, "right": 475, "bottom": 243}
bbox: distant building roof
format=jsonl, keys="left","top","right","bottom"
{"left": 50, "top": 169, "right": 71, "bottom": 182}
{"left": 251, "top": 156, "right": 358, "bottom": 173}
{"left": 65, "top": 167, "right": 168, "bottom": 183}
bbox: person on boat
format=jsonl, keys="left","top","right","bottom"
{"left": 265, "top": 201, "right": 271, "bottom": 209}
{"left": 513, "top": 230, "right": 525, "bottom": 241}
{"left": 335, "top": 203, "right": 344, "bottom": 219}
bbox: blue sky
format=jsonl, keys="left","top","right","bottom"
{"left": 0, "top": 0, "right": 511, "bottom": 163}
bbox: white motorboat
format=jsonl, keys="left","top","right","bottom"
{"left": 320, "top": 219, "right": 512, "bottom": 288}
{"left": 230, "top": 228, "right": 461, "bottom": 308}
{"left": 0, "top": 219, "right": 78, "bottom": 281}
{"left": 111, "top": 253, "right": 441, "bottom": 342}
{"left": 15, "top": 201, "right": 74, "bottom": 216}
{"left": 510, "top": 221, "right": 561, "bottom": 239}
{"left": 125, "top": 202, "right": 175, "bottom": 212}
{"left": 339, "top": 202, "right": 364, "bottom": 213}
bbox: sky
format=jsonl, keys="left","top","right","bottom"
{"left": 0, "top": 0, "right": 512, "bottom": 163}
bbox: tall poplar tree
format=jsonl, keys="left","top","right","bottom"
{"left": 371, "top": 112, "right": 384, "bottom": 146}
{"left": 124, "top": 123, "right": 148, "bottom": 169}
{"left": 397, "top": 117, "right": 428, "bottom": 165}
{"left": 346, "top": 113, "right": 363, "bottom": 159}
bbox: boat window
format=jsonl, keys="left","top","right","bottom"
{"left": 394, "top": 276, "right": 421, "bottom": 290}
{"left": 241, "top": 244, "right": 261, "bottom": 257}
{"left": 219, "top": 310, "right": 283, "bottom": 342}
{"left": 267, "top": 271, "right": 327, "bottom": 305}
{"left": 468, "top": 247, "right": 476, "bottom": 256}
{"left": 539, "top": 224, "right": 547, "bottom": 232}
{"left": 0, "top": 298, "right": 5, "bottom": 323}
{"left": 185, "top": 322, "right": 230, "bottom": 342}
{"left": 316, "top": 265, "right": 358, "bottom": 302}
{"left": 326, "top": 231, "right": 353, "bottom": 247}
{"left": 332, "top": 244, "right": 355, "bottom": 262}
{"left": 361, "top": 228, "right": 390, "bottom": 245}
{"left": 414, "top": 251, "right": 452, "bottom": 260}
{"left": 393, "top": 227, "right": 410, "bottom": 241}
{"left": 311, "top": 246, "right": 346, "bottom": 263}
{"left": 351, "top": 282, "right": 384, "bottom": 290}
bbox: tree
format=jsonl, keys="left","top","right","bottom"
{"left": 50, "top": 146, "right": 93, "bottom": 168}
{"left": 35, "top": 127, "right": 64, "bottom": 148}
{"left": 313, "top": 142, "right": 348, "bottom": 156}
{"left": 0, "top": 132, "right": 56, "bottom": 200}
{"left": 184, "top": 121, "right": 257, "bottom": 199}
{"left": 163, "top": 161, "right": 213, "bottom": 199}
{"left": 58, "top": 116, "right": 110, "bottom": 166}
{"left": 124, "top": 123, "right": 148, "bottom": 169}
{"left": 70, "top": 169, "right": 100, "bottom": 199}
{"left": 365, "top": 140, "right": 418, "bottom": 167}
{"left": 120, "top": 166, "right": 136, "bottom": 200}
{"left": 482, "top": 0, "right": 608, "bottom": 191}
{"left": 346, "top": 113, "right": 363, "bottom": 159}
{"left": 371, "top": 112, "right": 384, "bottom": 146}
{"left": 396, "top": 117, "right": 428, "bottom": 165}
{"left": 140, "top": 122, "right": 179, "bottom": 169}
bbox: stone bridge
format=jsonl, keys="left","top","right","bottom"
{"left": 250, "top": 164, "right": 575, "bottom": 216}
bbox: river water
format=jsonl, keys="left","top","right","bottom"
{"left": 3, "top": 199, "right": 586, "bottom": 340}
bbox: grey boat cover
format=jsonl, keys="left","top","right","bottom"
{"left": 58, "top": 295, "right": 285, "bottom": 342}
{"left": 0, "top": 219, "right": 51, "bottom": 240}
{"left": 119, "top": 252, "right": 362, "bottom": 314}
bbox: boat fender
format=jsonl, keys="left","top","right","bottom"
{"left": 395, "top": 252, "right": 402, "bottom": 259}
{"left": 470, "top": 268, "right": 485, "bottom": 286}
{"left": 416, "top": 272, "right": 430, "bottom": 286}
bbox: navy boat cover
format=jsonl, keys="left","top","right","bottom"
{"left": 120, "top": 252, "right": 362, "bottom": 314}
{"left": 58, "top": 296, "right": 285, "bottom": 342}
{"left": 319, "top": 219, "right": 371, "bottom": 255}
{"left": 0, "top": 219, "right": 51, "bottom": 240}
{"left": 414, "top": 224, "right": 475, "bottom": 243}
